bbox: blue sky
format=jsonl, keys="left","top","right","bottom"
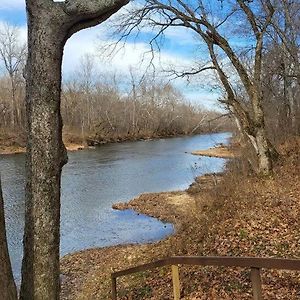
{"left": 0, "top": 0, "right": 222, "bottom": 110}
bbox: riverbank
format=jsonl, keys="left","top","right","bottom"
{"left": 60, "top": 138, "right": 300, "bottom": 299}
{"left": 0, "top": 130, "right": 88, "bottom": 155}
{"left": 0, "top": 129, "right": 226, "bottom": 155}
{"left": 0, "top": 143, "right": 87, "bottom": 155}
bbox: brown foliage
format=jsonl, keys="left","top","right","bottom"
{"left": 61, "top": 140, "right": 300, "bottom": 299}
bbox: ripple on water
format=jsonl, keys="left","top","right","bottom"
{"left": 1, "top": 132, "right": 230, "bottom": 280}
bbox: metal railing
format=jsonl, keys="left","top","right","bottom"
{"left": 111, "top": 256, "right": 300, "bottom": 300}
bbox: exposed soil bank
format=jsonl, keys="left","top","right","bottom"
{"left": 0, "top": 145, "right": 26, "bottom": 155}
{"left": 60, "top": 137, "right": 300, "bottom": 300}
{"left": 0, "top": 128, "right": 90, "bottom": 155}
{"left": 0, "top": 143, "right": 88, "bottom": 155}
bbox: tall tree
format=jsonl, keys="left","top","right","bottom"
{"left": 119, "top": 0, "right": 279, "bottom": 174}
{"left": 270, "top": 0, "right": 300, "bottom": 133}
{"left": 18, "top": 1, "right": 128, "bottom": 300}
{"left": 0, "top": 23, "right": 26, "bottom": 128}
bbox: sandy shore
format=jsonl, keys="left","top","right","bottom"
{"left": 192, "top": 145, "right": 236, "bottom": 158}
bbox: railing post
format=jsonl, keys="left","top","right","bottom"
{"left": 250, "top": 267, "right": 263, "bottom": 300}
{"left": 111, "top": 276, "right": 117, "bottom": 300}
{"left": 171, "top": 265, "right": 180, "bottom": 300}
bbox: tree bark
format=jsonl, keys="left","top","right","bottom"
{"left": 205, "top": 37, "right": 277, "bottom": 175}
{"left": 0, "top": 177, "right": 18, "bottom": 300}
{"left": 20, "top": 1, "right": 128, "bottom": 299}
{"left": 20, "top": 10, "right": 68, "bottom": 300}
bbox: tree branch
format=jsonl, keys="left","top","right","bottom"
{"left": 237, "top": 0, "right": 259, "bottom": 38}
{"left": 61, "top": 0, "right": 129, "bottom": 38}
{"left": 169, "top": 66, "right": 216, "bottom": 80}
{"left": 63, "top": 0, "right": 127, "bottom": 16}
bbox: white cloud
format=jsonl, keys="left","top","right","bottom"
{"left": 63, "top": 23, "right": 196, "bottom": 76}
{"left": 63, "top": 28, "right": 100, "bottom": 74}
{"left": 0, "top": 21, "right": 27, "bottom": 42}
{"left": 162, "top": 26, "right": 200, "bottom": 46}
{"left": 0, "top": 7, "right": 221, "bottom": 111}
{"left": 185, "top": 89, "right": 223, "bottom": 110}
{"left": 62, "top": 26, "right": 221, "bottom": 110}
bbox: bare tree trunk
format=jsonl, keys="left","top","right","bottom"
{"left": 20, "top": 16, "right": 68, "bottom": 300}
{"left": 233, "top": 104, "right": 277, "bottom": 175}
{"left": 0, "top": 178, "right": 18, "bottom": 300}
{"left": 255, "top": 127, "right": 273, "bottom": 173}
{"left": 20, "top": 1, "right": 128, "bottom": 299}
{"left": 251, "top": 92, "right": 278, "bottom": 174}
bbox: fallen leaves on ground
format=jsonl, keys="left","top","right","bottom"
{"left": 61, "top": 139, "right": 300, "bottom": 299}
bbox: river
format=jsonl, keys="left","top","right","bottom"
{"left": 1, "top": 132, "right": 230, "bottom": 279}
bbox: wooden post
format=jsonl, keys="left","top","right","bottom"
{"left": 111, "top": 276, "right": 117, "bottom": 300}
{"left": 250, "top": 267, "right": 263, "bottom": 300}
{"left": 171, "top": 265, "right": 180, "bottom": 300}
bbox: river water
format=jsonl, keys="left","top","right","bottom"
{"left": 1, "top": 132, "right": 230, "bottom": 279}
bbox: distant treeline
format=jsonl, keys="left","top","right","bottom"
{"left": 61, "top": 71, "right": 230, "bottom": 145}
{"left": 0, "top": 24, "right": 230, "bottom": 146}
{"left": 1, "top": 73, "right": 231, "bottom": 146}
{"left": 0, "top": 70, "right": 230, "bottom": 147}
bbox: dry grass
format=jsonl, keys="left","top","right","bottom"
{"left": 0, "top": 128, "right": 26, "bottom": 155}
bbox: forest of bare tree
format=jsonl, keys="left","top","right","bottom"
{"left": 0, "top": 24, "right": 228, "bottom": 151}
